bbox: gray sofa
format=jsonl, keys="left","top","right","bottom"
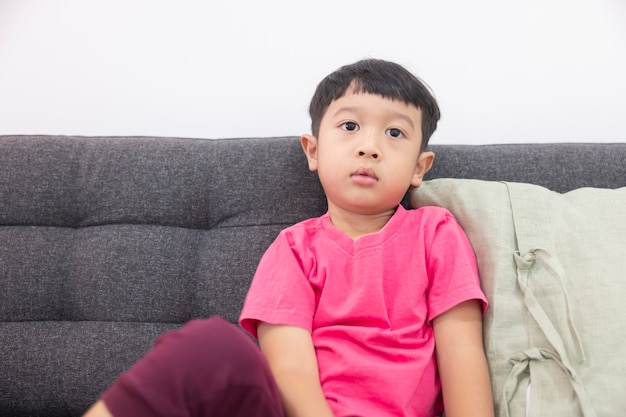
{"left": 1, "top": 135, "right": 625, "bottom": 417}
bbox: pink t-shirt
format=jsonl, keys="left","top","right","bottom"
{"left": 239, "top": 205, "right": 487, "bottom": 417}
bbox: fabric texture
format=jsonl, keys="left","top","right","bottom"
{"left": 0, "top": 136, "right": 325, "bottom": 417}
{"left": 410, "top": 179, "right": 626, "bottom": 417}
{"left": 2, "top": 136, "right": 625, "bottom": 416}
{"left": 240, "top": 205, "right": 487, "bottom": 417}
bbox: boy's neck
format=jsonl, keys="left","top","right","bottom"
{"left": 326, "top": 205, "right": 398, "bottom": 240}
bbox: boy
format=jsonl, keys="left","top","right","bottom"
{"left": 84, "top": 58, "right": 493, "bottom": 417}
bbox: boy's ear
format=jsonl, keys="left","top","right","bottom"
{"left": 411, "top": 151, "right": 435, "bottom": 187}
{"left": 301, "top": 134, "right": 319, "bottom": 172}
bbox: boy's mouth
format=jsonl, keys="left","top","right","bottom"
{"left": 351, "top": 167, "right": 378, "bottom": 185}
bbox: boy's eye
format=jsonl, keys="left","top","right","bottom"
{"left": 386, "top": 128, "right": 404, "bottom": 138}
{"left": 341, "top": 121, "right": 359, "bottom": 131}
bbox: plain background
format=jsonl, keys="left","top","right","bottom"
{"left": 1, "top": 0, "right": 625, "bottom": 144}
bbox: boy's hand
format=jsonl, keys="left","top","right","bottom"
{"left": 257, "top": 323, "right": 336, "bottom": 417}
{"left": 433, "top": 299, "right": 495, "bottom": 417}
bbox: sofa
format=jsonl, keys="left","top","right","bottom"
{"left": 1, "top": 135, "right": 625, "bottom": 417}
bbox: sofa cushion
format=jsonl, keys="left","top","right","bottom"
{"left": 0, "top": 136, "right": 327, "bottom": 416}
{"left": 410, "top": 179, "right": 626, "bottom": 417}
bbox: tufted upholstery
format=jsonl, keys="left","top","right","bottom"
{"left": 1, "top": 135, "right": 625, "bottom": 416}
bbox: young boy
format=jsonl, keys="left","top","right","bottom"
{"left": 84, "top": 58, "right": 493, "bottom": 417}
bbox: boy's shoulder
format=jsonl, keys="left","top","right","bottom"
{"left": 408, "top": 204, "right": 451, "bottom": 216}
{"left": 282, "top": 214, "right": 326, "bottom": 233}
{"left": 273, "top": 213, "right": 328, "bottom": 246}
{"left": 406, "top": 204, "right": 457, "bottom": 225}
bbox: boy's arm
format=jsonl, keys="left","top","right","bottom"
{"left": 432, "top": 299, "right": 495, "bottom": 417}
{"left": 257, "top": 322, "right": 335, "bottom": 417}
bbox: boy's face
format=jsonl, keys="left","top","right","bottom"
{"left": 302, "top": 89, "right": 434, "bottom": 216}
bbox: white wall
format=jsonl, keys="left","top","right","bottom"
{"left": 1, "top": 0, "right": 625, "bottom": 144}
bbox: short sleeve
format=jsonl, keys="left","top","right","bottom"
{"left": 425, "top": 211, "right": 488, "bottom": 322}
{"left": 239, "top": 228, "right": 317, "bottom": 338}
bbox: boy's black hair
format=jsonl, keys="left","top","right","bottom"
{"left": 308, "top": 58, "right": 441, "bottom": 151}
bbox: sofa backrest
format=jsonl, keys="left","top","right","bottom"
{"left": 1, "top": 135, "right": 625, "bottom": 417}
{"left": 0, "top": 136, "right": 327, "bottom": 324}
{"left": 0, "top": 136, "right": 326, "bottom": 416}
{"left": 426, "top": 142, "right": 626, "bottom": 193}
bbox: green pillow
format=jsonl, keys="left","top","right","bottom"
{"left": 410, "top": 179, "right": 626, "bottom": 417}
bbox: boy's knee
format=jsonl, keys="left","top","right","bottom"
{"left": 154, "top": 316, "right": 272, "bottom": 388}
{"left": 161, "top": 317, "right": 257, "bottom": 361}
{"left": 158, "top": 317, "right": 281, "bottom": 414}
{"left": 102, "top": 317, "right": 281, "bottom": 417}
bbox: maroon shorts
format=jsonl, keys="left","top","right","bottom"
{"left": 101, "top": 317, "right": 283, "bottom": 417}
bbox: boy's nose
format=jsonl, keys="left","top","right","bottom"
{"left": 357, "top": 133, "right": 380, "bottom": 159}
{"left": 358, "top": 150, "right": 379, "bottom": 159}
